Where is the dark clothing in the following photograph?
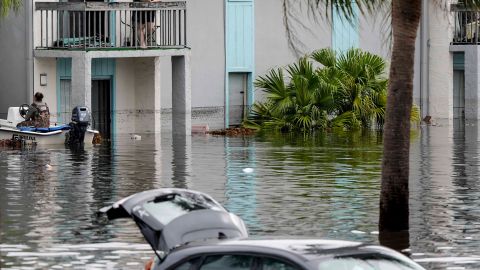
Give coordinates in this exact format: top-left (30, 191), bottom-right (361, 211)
top-left (132, 10), bottom-right (156, 23)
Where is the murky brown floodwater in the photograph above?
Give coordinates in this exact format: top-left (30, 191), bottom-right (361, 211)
top-left (1, 121), bottom-right (480, 269)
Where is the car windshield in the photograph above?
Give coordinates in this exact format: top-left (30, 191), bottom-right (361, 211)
top-left (142, 193), bottom-right (224, 225)
top-left (315, 255), bottom-right (424, 270)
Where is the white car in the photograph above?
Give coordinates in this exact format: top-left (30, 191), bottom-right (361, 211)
top-left (100, 188), bottom-right (426, 270)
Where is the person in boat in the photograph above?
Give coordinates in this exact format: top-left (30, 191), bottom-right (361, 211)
top-left (17, 92), bottom-right (50, 128)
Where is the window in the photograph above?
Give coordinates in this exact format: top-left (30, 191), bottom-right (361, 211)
top-left (142, 193), bottom-right (224, 225)
top-left (260, 257), bottom-right (300, 270)
top-left (316, 257), bottom-right (424, 270)
top-left (173, 257), bottom-right (201, 270)
top-left (199, 255), bottom-right (253, 270)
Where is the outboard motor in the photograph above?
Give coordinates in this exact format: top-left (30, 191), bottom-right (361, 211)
top-left (67, 106), bottom-right (91, 146)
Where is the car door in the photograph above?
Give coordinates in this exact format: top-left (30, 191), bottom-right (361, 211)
top-left (168, 254), bottom-right (303, 270)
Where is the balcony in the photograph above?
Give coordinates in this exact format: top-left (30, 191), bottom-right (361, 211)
top-left (452, 5), bottom-right (480, 45)
top-left (35, 1), bottom-right (187, 50)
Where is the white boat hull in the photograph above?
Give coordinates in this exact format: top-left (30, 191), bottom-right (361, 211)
top-left (0, 127), bottom-right (98, 145)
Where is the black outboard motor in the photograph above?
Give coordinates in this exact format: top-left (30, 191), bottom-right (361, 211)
top-left (67, 106), bottom-right (91, 146)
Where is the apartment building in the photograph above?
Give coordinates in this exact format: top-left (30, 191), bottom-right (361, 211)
top-left (0, 0), bottom-right (461, 138)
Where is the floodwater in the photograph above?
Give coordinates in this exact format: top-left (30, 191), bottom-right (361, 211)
top-left (1, 121), bottom-right (480, 269)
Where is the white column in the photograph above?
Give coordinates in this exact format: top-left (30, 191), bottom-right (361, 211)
top-left (71, 54), bottom-right (92, 109)
top-left (463, 46), bottom-right (478, 120)
top-left (154, 57), bottom-right (162, 133)
top-left (428, 0), bottom-right (454, 120)
top-left (172, 54), bottom-right (191, 136)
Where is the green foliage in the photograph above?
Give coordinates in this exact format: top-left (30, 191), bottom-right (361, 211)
top-left (249, 48), bottom-right (418, 133)
top-left (0, 0), bottom-right (21, 18)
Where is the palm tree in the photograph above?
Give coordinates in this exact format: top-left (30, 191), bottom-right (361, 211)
top-left (249, 57), bottom-right (330, 132)
top-left (313, 48), bottom-right (389, 130)
top-left (0, 0), bottom-right (21, 18)
top-left (249, 48), bottom-right (390, 132)
top-left (280, 0), bottom-right (475, 239)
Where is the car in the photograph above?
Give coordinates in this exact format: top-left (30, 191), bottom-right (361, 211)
top-left (99, 188), bottom-right (426, 270)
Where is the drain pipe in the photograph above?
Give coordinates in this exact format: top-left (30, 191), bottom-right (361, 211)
top-left (420, 0), bottom-right (430, 118)
top-left (26, 0), bottom-right (34, 102)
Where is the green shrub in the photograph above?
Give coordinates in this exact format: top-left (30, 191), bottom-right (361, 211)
top-left (247, 48), bottom-right (418, 132)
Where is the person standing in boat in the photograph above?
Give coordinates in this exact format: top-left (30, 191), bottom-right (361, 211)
top-left (17, 92), bottom-right (50, 128)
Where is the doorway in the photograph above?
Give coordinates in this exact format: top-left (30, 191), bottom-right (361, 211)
top-left (228, 73), bottom-right (247, 127)
top-left (453, 70), bottom-right (465, 119)
top-left (91, 79), bottom-right (112, 139)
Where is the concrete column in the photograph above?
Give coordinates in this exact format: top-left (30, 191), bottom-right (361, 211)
top-left (71, 54), bottom-right (92, 109)
top-left (464, 47), bottom-right (478, 119)
top-left (172, 55), bottom-right (191, 136)
top-left (154, 57), bottom-right (162, 133)
top-left (428, 0), bottom-right (454, 120)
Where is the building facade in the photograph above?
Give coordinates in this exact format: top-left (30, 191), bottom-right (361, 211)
top-left (0, 0), bottom-right (463, 138)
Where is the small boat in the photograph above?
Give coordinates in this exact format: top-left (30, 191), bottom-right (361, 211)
top-left (0, 106), bottom-right (98, 145)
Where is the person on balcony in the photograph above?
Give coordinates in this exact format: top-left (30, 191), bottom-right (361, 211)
top-left (17, 92), bottom-right (50, 128)
top-left (133, 0), bottom-right (162, 48)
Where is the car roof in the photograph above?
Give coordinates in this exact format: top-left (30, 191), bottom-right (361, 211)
top-left (159, 238), bottom-right (425, 270)
top-left (169, 238), bottom-right (368, 260)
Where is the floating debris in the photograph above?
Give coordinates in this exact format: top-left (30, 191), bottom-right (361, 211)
top-left (0, 139), bottom-right (23, 148)
top-left (242, 168), bottom-right (254, 173)
top-left (208, 128), bottom-right (256, 136)
top-left (92, 133), bottom-right (102, 144)
top-left (131, 134), bottom-right (142, 140)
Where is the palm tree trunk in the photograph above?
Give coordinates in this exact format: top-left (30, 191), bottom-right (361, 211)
top-left (380, 0), bottom-right (421, 233)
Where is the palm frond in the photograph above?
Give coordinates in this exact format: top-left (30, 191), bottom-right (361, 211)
top-left (0, 0), bottom-right (21, 18)
top-left (311, 48), bottom-right (337, 67)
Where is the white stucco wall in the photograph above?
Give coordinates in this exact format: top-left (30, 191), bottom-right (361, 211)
top-left (134, 58), bottom-right (156, 133)
top-left (185, 0), bottom-right (225, 108)
top-left (428, 2), bottom-right (454, 120)
top-left (254, 0), bottom-right (330, 101)
top-left (33, 58), bottom-right (58, 123)
top-left (115, 58), bottom-right (136, 133)
top-left (115, 57), bottom-right (159, 134)
top-left (359, 8), bottom-right (391, 59)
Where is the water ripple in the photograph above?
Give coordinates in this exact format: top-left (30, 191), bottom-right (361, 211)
top-left (1, 127), bottom-right (480, 269)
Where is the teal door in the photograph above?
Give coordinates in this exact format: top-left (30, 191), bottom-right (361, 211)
top-left (225, 0), bottom-right (254, 127)
top-left (228, 73), bottom-right (247, 126)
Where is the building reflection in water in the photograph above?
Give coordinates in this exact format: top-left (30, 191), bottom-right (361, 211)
top-left (409, 122), bottom-right (454, 256)
top-left (171, 134), bottom-right (192, 188)
top-left (408, 119), bottom-right (480, 267)
top-left (450, 119), bottom-right (480, 252)
top-left (224, 137), bottom-right (260, 232)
